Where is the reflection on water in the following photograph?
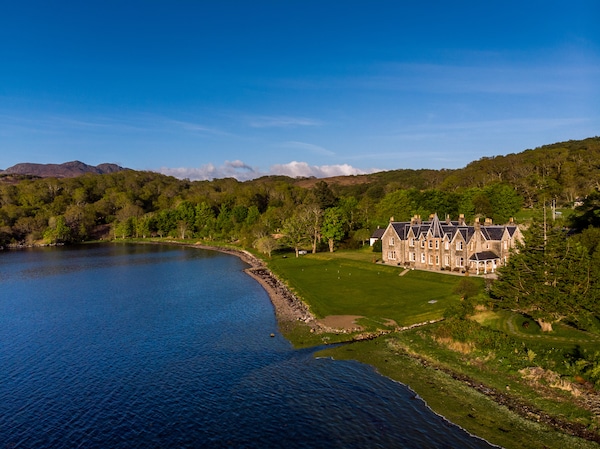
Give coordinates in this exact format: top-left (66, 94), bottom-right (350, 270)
top-left (0, 244), bottom-right (494, 448)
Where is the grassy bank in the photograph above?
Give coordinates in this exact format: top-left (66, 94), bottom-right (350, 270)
top-left (267, 248), bottom-right (476, 328)
top-left (266, 248), bottom-right (600, 449)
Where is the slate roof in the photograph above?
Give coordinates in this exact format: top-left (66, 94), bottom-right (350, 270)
top-left (371, 228), bottom-right (385, 239)
top-left (391, 222), bottom-right (411, 239)
top-left (469, 251), bottom-right (500, 261)
top-left (481, 226), bottom-right (506, 241)
top-left (388, 214), bottom-right (516, 245)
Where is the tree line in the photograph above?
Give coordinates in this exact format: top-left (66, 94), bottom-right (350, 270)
top-left (491, 191), bottom-right (600, 333)
top-left (0, 137), bottom-right (598, 258)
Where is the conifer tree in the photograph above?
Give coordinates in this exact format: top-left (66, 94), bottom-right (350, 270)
top-left (492, 220), bottom-right (596, 331)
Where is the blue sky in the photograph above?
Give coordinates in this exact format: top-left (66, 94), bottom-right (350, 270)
top-left (1, 1), bottom-right (599, 180)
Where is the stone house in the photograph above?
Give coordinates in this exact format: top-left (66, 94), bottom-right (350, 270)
top-left (380, 213), bottom-right (522, 274)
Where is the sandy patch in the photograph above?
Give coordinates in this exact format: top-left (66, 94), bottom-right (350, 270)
top-left (381, 318), bottom-right (398, 327)
top-left (318, 315), bottom-right (365, 332)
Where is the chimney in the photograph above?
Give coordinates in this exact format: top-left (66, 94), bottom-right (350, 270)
top-left (509, 217), bottom-right (514, 224)
top-left (484, 218), bottom-right (492, 226)
top-left (389, 216), bottom-right (395, 223)
top-left (458, 214), bottom-right (465, 226)
top-left (474, 217), bottom-right (481, 231)
top-left (445, 214), bottom-right (451, 224)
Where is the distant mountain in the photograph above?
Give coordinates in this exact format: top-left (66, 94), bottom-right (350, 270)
top-left (0, 161), bottom-right (127, 178)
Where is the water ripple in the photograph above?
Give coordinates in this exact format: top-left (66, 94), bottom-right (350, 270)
top-left (0, 244), bottom-right (494, 448)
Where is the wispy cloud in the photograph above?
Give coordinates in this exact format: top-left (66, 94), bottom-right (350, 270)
top-left (388, 116), bottom-right (595, 139)
top-left (0, 113), bottom-right (147, 135)
top-left (280, 141), bottom-right (335, 156)
top-left (273, 57), bottom-right (600, 96)
top-left (158, 160), bottom-right (377, 181)
top-left (165, 119), bottom-right (229, 136)
top-left (246, 115), bottom-right (323, 128)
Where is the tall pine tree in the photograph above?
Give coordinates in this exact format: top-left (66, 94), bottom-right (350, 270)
top-left (492, 220), bottom-right (595, 331)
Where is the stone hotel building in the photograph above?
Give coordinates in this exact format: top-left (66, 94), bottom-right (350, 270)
top-left (380, 213), bottom-right (522, 274)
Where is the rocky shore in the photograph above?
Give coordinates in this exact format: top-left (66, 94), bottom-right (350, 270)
top-left (189, 244), bottom-right (319, 329)
top-left (151, 241), bottom-right (600, 445)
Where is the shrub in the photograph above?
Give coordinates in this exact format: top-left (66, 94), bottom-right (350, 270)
top-left (372, 239), bottom-right (382, 252)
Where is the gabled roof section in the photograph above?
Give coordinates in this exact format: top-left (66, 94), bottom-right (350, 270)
top-left (387, 216), bottom-right (516, 245)
top-left (506, 226), bottom-right (519, 237)
top-left (391, 222), bottom-right (411, 239)
top-left (481, 226), bottom-right (505, 241)
top-left (453, 227), bottom-right (475, 242)
top-left (429, 213), bottom-right (445, 238)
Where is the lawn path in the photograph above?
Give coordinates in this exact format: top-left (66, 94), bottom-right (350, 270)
top-left (505, 314), bottom-right (600, 345)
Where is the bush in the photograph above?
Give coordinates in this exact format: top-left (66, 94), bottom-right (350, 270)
top-left (372, 239), bottom-right (382, 252)
top-left (453, 278), bottom-right (481, 299)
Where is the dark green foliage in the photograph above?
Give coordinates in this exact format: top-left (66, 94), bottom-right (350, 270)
top-left (433, 318), bottom-right (520, 354)
top-left (570, 190), bottom-right (600, 232)
top-left (492, 219), bottom-right (600, 331)
top-left (453, 278), bottom-right (481, 300)
top-left (0, 136), bottom-right (599, 250)
top-left (372, 239), bottom-right (382, 252)
top-left (312, 180), bottom-right (338, 209)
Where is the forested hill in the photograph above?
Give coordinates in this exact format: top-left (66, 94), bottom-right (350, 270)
top-left (0, 137), bottom-right (599, 247)
top-left (306, 137), bottom-right (600, 207)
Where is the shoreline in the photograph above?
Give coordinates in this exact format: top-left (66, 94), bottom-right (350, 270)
top-left (102, 240), bottom-right (600, 446)
top-left (194, 243), bottom-right (318, 327)
top-left (188, 242), bottom-right (600, 447)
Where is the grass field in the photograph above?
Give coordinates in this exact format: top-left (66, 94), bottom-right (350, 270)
top-left (267, 248), bottom-right (483, 328)
top-left (473, 309), bottom-right (600, 350)
top-left (265, 247), bottom-right (600, 449)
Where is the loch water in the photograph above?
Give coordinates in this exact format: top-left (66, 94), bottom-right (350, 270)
top-left (0, 244), bottom-right (495, 448)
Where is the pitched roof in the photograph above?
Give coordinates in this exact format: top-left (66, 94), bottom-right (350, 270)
top-left (481, 226), bottom-right (506, 241)
top-left (429, 213), bottom-right (445, 238)
top-left (388, 215), bottom-right (516, 245)
top-left (469, 251), bottom-right (500, 261)
top-left (391, 222), bottom-right (411, 239)
top-left (371, 228), bottom-right (385, 239)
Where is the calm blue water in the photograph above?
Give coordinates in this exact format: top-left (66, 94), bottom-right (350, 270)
top-left (0, 244), bottom-right (495, 448)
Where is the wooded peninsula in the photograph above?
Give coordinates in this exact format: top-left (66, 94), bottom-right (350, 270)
top-left (2, 136), bottom-right (600, 448)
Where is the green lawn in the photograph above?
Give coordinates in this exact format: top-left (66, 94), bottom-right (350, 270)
top-left (268, 250), bottom-right (483, 327)
top-left (265, 248), bottom-right (600, 449)
top-left (473, 309), bottom-right (600, 351)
